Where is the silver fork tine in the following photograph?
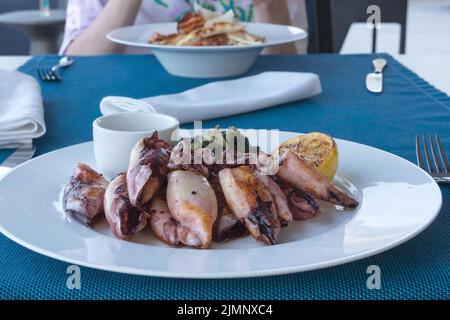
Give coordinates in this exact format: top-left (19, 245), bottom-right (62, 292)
top-left (422, 134), bottom-right (435, 172)
top-left (429, 134), bottom-right (444, 173)
top-left (435, 134), bottom-right (450, 172)
top-left (43, 68), bottom-right (52, 81)
top-left (52, 69), bottom-right (61, 81)
top-left (47, 68), bottom-right (61, 81)
top-left (416, 134), bottom-right (426, 170)
top-left (46, 68), bottom-right (57, 81)
top-left (37, 68), bottom-right (46, 81)
top-left (38, 66), bottom-right (62, 81)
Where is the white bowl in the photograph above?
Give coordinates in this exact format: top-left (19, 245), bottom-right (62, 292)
top-left (107, 22), bottom-right (307, 78)
top-left (92, 112), bottom-right (179, 179)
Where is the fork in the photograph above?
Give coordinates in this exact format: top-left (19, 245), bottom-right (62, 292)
top-left (416, 134), bottom-right (450, 184)
top-left (37, 56), bottom-right (74, 82)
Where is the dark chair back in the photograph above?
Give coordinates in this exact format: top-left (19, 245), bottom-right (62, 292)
top-left (306, 0), bottom-right (408, 53)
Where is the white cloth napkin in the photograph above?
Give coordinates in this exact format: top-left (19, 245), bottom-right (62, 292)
top-left (100, 72), bottom-right (322, 124)
top-left (0, 69), bottom-right (46, 148)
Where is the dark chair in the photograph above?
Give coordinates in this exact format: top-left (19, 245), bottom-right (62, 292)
top-left (306, 0), bottom-right (408, 54)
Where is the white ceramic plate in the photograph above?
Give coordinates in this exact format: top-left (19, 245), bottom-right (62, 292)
top-left (0, 131), bottom-right (442, 278)
top-left (107, 23), bottom-right (307, 78)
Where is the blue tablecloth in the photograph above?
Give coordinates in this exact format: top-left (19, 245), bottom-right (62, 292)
top-left (0, 54), bottom-right (449, 299)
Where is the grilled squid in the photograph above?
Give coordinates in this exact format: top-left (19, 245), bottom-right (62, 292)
top-left (254, 171), bottom-right (293, 225)
top-left (127, 132), bottom-right (172, 207)
top-left (209, 171), bottom-right (247, 242)
top-left (219, 165), bottom-right (281, 245)
top-left (213, 207), bottom-right (248, 242)
top-left (104, 173), bottom-right (147, 240)
top-left (167, 170), bottom-right (218, 249)
top-left (278, 150), bottom-right (358, 208)
top-left (63, 163), bottom-right (109, 226)
top-left (147, 189), bottom-right (179, 247)
top-left (286, 187), bottom-right (321, 220)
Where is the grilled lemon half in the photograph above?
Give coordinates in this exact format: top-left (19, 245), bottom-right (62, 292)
top-left (277, 132), bottom-right (338, 180)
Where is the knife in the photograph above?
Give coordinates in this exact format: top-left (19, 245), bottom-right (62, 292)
top-left (366, 58), bottom-right (387, 93)
top-left (0, 143), bottom-right (36, 179)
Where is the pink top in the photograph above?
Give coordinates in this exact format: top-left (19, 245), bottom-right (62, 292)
top-left (60, 0), bottom-right (254, 54)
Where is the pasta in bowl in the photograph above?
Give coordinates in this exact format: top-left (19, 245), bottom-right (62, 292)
top-left (149, 8), bottom-right (265, 47)
top-left (107, 6), bottom-right (306, 78)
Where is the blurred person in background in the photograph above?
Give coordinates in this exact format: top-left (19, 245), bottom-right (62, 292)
top-left (61, 0), bottom-right (307, 55)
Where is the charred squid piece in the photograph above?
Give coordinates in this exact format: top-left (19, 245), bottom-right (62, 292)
top-left (147, 189), bottom-right (179, 247)
top-left (254, 171), bottom-right (293, 226)
top-left (277, 150), bottom-right (359, 208)
top-left (104, 173), bottom-right (147, 240)
top-left (209, 172), bottom-right (248, 242)
top-left (274, 177), bottom-right (321, 221)
top-left (213, 207), bottom-right (248, 242)
top-left (63, 163), bottom-right (109, 226)
top-left (218, 166), bottom-right (281, 245)
top-left (287, 188), bottom-right (321, 220)
top-left (127, 131), bottom-right (172, 207)
top-left (167, 170), bottom-right (218, 249)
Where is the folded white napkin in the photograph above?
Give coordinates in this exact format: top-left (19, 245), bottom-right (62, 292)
top-left (100, 72), bottom-right (321, 124)
top-left (0, 69), bottom-right (46, 148)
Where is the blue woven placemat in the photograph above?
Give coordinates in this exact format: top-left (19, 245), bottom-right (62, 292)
top-left (0, 54), bottom-right (449, 299)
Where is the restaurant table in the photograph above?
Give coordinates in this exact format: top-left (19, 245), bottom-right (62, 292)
top-left (2, 54), bottom-right (449, 95)
top-left (0, 53), bottom-right (449, 300)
